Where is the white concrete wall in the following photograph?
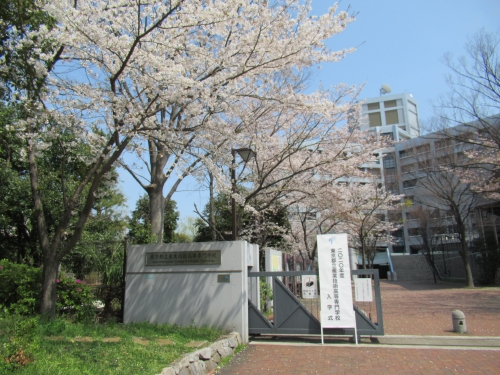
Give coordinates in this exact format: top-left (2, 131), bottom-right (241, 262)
top-left (247, 243), bottom-right (260, 309)
top-left (124, 241), bottom-right (250, 342)
top-left (264, 248), bottom-right (282, 308)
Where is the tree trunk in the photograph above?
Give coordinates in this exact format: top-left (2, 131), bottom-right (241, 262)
top-left (209, 172), bottom-right (216, 241)
top-left (40, 256), bottom-right (60, 319)
top-left (457, 223), bottom-right (474, 287)
top-left (459, 240), bottom-right (474, 287)
top-left (149, 184), bottom-right (165, 244)
top-left (361, 244), bottom-right (367, 269)
top-left (147, 138), bottom-right (169, 243)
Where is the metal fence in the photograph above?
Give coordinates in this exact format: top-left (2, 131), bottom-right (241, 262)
top-left (250, 269), bottom-right (384, 337)
top-left (433, 251), bottom-right (484, 282)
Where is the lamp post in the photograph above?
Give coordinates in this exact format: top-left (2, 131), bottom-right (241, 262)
top-left (231, 148), bottom-right (256, 240)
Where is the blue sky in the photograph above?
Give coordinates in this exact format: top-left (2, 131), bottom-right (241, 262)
top-left (118, 0), bottom-right (500, 224)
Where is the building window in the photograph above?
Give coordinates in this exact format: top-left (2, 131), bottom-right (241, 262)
top-left (408, 101), bottom-right (417, 112)
top-left (384, 100), bottom-right (398, 108)
top-left (402, 164), bottom-right (416, 174)
top-left (385, 110), bottom-right (399, 125)
top-left (403, 179), bottom-right (417, 189)
top-left (369, 112), bottom-right (382, 127)
top-left (435, 139), bottom-right (452, 150)
top-left (385, 173), bottom-right (396, 183)
top-left (417, 159), bottom-right (432, 171)
top-left (408, 110), bottom-right (418, 128)
top-left (383, 154), bottom-right (396, 169)
top-left (305, 211), bottom-right (317, 221)
top-left (367, 102), bottom-right (380, 110)
top-left (416, 144), bottom-right (430, 154)
top-left (408, 228), bottom-right (420, 236)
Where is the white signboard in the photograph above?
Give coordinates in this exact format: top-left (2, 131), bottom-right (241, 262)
top-left (302, 276), bottom-right (318, 299)
top-left (318, 234), bottom-right (355, 328)
top-left (355, 278), bottom-right (373, 302)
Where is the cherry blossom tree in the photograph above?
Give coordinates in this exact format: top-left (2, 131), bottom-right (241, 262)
top-left (113, 1), bottom-right (359, 243)
top-left (408, 207), bottom-right (449, 283)
top-left (336, 178), bottom-right (403, 269)
top-left (409, 146), bottom-right (477, 287)
top-left (5, 0), bottom-right (362, 317)
top-left (431, 29), bottom-right (500, 199)
top-left (287, 182), bottom-right (351, 263)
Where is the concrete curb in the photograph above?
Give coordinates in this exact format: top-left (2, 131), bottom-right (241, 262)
top-left (378, 334), bottom-right (500, 347)
top-left (248, 334), bottom-right (500, 349)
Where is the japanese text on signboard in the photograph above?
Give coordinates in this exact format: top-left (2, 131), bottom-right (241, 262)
top-left (145, 251), bottom-right (221, 266)
top-left (318, 234), bottom-right (355, 329)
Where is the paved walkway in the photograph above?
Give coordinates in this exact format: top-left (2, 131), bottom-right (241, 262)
top-left (217, 280), bottom-right (500, 374)
top-left (216, 343), bottom-right (500, 374)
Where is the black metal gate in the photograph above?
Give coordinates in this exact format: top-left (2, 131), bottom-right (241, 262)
top-left (248, 269), bottom-right (384, 337)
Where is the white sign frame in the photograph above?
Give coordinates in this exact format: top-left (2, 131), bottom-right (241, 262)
top-left (317, 234), bottom-right (357, 344)
top-left (301, 275), bottom-right (318, 299)
top-left (355, 278), bottom-right (373, 302)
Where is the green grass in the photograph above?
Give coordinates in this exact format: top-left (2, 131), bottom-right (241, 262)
top-left (0, 313), bottom-right (225, 375)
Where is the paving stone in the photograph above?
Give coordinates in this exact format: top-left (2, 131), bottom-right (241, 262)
top-left (156, 338), bottom-right (174, 346)
top-left (185, 340), bottom-right (207, 348)
top-left (102, 337), bottom-right (121, 343)
top-left (73, 337), bottom-right (92, 343)
top-left (45, 336), bottom-right (65, 341)
top-left (132, 337), bottom-right (149, 346)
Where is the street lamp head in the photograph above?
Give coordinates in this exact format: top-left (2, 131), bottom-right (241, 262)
top-left (234, 148), bottom-right (256, 162)
top-left (231, 147), bottom-right (256, 241)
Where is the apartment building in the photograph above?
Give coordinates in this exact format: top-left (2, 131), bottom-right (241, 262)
top-left (393, 122), bottom-right (499, 255)
top-left (358, 91), bottom-right (422, 255)
top-left (361, 92), bottom-right (498, 258)
top-left (360, 92), bottom-right (421, 140)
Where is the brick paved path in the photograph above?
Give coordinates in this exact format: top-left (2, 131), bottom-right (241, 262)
top-left (216, 344), bottom-right (500, 375)
top-left (216, 281), bottom-right (500, 374)
top-left (380, 281), bottom-right (500, 336)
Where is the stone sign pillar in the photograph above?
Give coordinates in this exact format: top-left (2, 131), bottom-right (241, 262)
top-left (124, 241), bottom-right (253, 343)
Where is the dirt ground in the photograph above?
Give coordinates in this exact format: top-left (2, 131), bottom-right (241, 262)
top-left (379, 280), bottom-right (500, 336)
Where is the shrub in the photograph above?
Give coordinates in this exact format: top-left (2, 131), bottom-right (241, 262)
top-left (0, 259), bottom-right (42, 315)
top-left (0, 315), bottom-right (38, 371)
top-left (259, 278), bottom-right (273, 314)
top-left (56, 276), bottom-right (95, 322)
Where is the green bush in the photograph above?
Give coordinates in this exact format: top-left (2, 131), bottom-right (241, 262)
top-left (259, 278), bottom-right (273, 315)
top-left (0, 260), bottom-right (98, 321)
top-left (56, 276), bottom-right (95, 322)
top-left (0, 260), bottom-right (42, 315)
top-left (0, 314), bottom-right (39, 371)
